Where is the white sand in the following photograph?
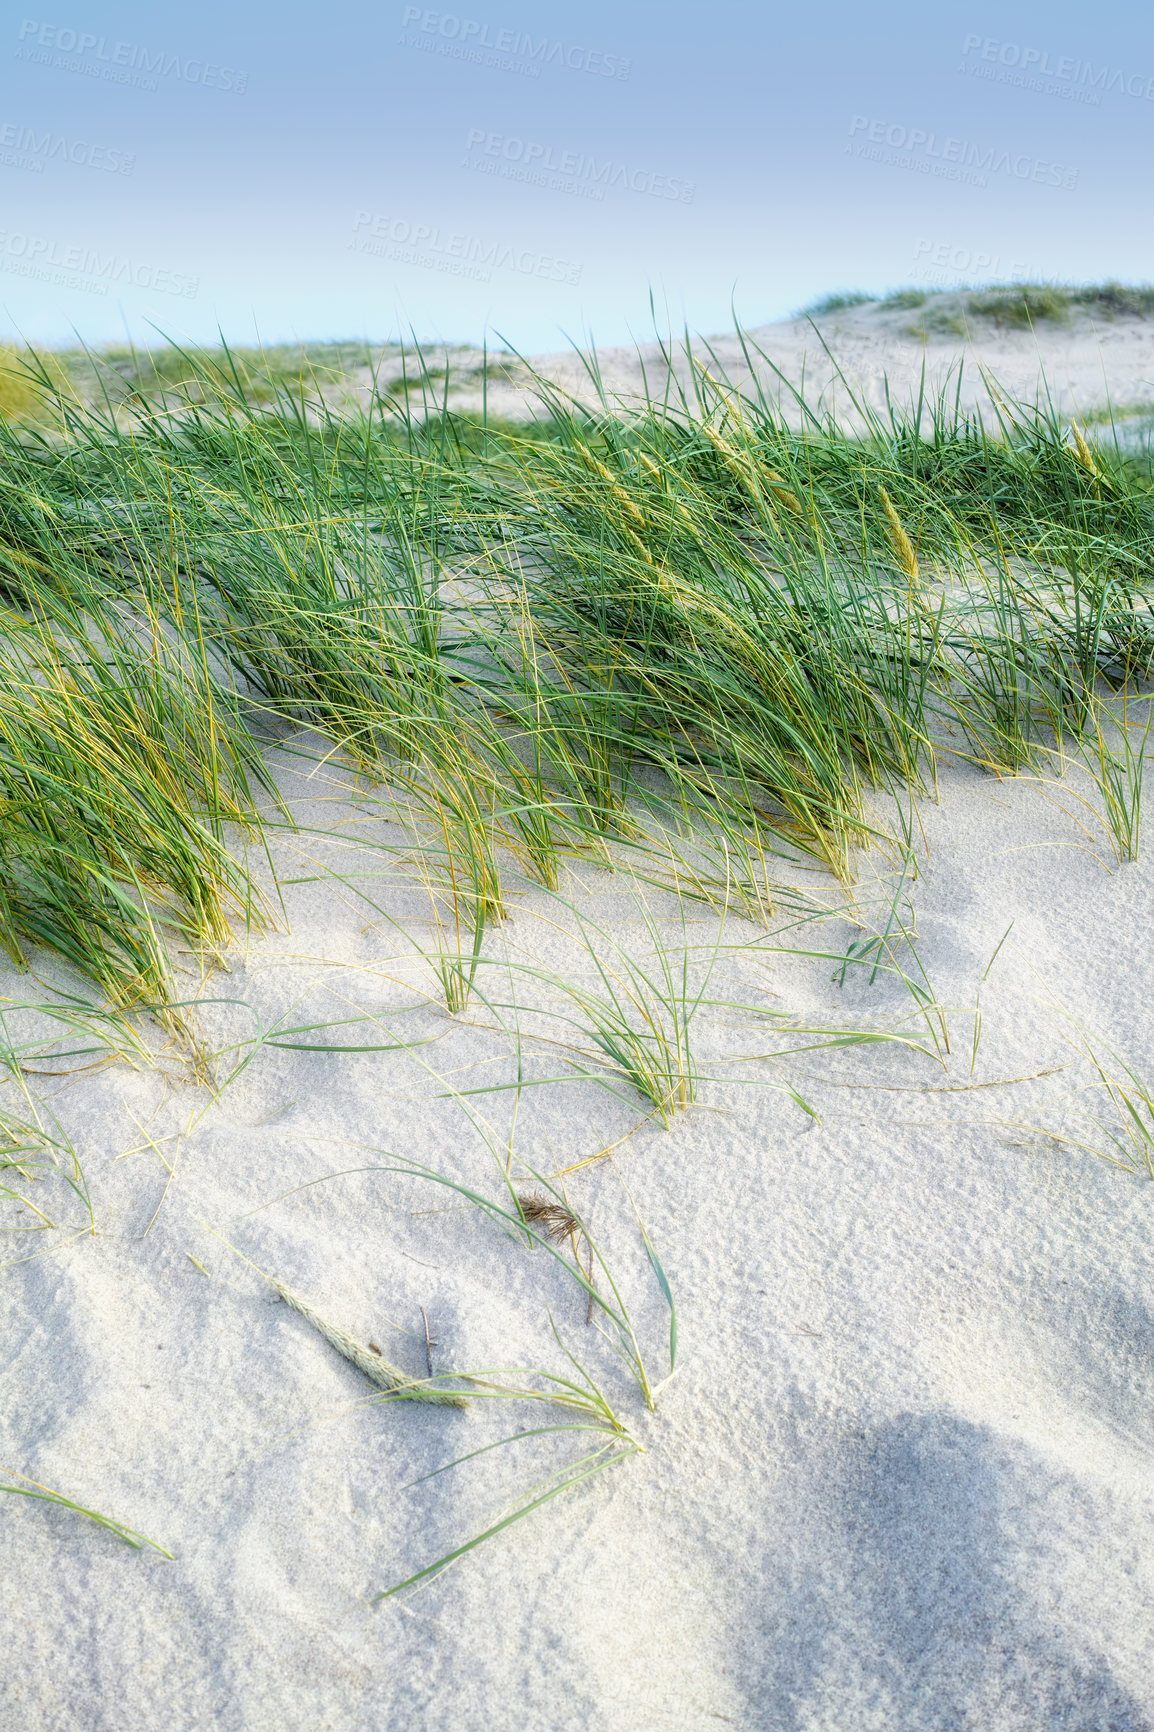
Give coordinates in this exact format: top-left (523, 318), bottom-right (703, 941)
top-left (4, 319), bottom-right (1154, 1728)
top-left (382, 300), bottom-right (1154, 436)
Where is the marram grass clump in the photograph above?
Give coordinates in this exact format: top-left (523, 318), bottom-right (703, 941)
top-left (1, 324), bottom-right (1154, 1015)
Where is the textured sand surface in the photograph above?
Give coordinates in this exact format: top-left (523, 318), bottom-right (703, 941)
top-left (4, 714), bottom-right (1154, 1730)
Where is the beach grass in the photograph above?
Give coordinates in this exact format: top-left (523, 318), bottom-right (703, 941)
top-left (0, 316), bottom-right (1151, 1021)
top-left (803, 279), bottom-right (1154, 328)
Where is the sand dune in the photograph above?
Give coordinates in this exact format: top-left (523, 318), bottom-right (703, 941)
top-left (3, 315), bottom-right (1154, 1731)
top-left (437, 298), bottom-right (1154, 437)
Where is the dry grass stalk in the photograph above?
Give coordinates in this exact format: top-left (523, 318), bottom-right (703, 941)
top-left (274, 1280), bottom-right (468, 1407)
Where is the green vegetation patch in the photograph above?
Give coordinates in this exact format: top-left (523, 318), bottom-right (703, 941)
top-left (1, 336), bottom-right (1152, 1014)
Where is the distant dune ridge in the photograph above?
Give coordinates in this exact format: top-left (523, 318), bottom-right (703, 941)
top-left (452, 283), bottom-right (1154, 434)
top-left (5, 281), bottom-right (1154, 441)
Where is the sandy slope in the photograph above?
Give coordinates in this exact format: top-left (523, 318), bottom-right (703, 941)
top-left (3, 709), bottom-right (1154, 1729)
top-left (376, 301), bottom-right (1154, 437)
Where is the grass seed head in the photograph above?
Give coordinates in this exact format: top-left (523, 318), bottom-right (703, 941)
top-left (517, 1192), bottom-right (581, 1242)
top-left (878, 484), bottom-right (920, 581)
top-left (1070, 421), bottom-right (1101, 479)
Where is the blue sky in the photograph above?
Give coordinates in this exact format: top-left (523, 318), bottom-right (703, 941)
top-left (1, 0), bottom-right (1151, 351)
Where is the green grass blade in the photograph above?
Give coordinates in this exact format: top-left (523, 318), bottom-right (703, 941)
top-left (0, 1472), bottom-right (173, 1557)
top-left (371, 1444), bottom-right (639, 1602)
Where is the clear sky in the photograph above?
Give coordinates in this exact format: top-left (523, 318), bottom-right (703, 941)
top-left (1, 0), bottom-right (1151, 351)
